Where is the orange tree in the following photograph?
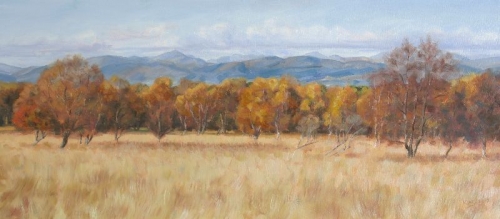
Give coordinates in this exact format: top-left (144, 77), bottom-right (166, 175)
top-left (35, 55), bottom-right (104, 148)
top-left (144, 77), bottom-right (175, 142)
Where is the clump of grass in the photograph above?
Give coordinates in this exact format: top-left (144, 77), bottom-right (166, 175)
top-left (1, 132), bottom-right (500, 218)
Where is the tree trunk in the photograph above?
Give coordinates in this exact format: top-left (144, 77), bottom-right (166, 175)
top-left (444, 142), bottom-right (452, 158)
top-left (336, 130), bottom-right (340, 143)
top-left (60, 131), bottom-right (71, 148)
top-left (85, 134), bottom-right (93, 145)
top-left (219, 113), bottom-right (226, 135)
top-left (482, 138), bottom-right (487, 158)
top-left (252, 126), bottom-right (261, 140)
top-left (33, 130), bottom-right (46, 146)
top-left (406, 144), bottom-right (415, 158)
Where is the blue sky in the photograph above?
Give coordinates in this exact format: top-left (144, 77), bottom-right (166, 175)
top-left (1, 0), bottom-right (499, 66)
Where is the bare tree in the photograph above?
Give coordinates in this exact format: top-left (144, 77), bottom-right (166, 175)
top-left (369, 37), bottom-right (456, 158)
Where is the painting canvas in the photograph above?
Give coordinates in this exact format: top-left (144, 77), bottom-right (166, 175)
top-left (1, 0), bottom-right (500, 218)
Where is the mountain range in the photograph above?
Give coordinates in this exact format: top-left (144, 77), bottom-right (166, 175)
top-left (0, 50), bottom-right (497, 86)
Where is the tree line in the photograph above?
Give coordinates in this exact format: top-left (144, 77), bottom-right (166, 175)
top-left (1, 37), bottom-right (500, 158)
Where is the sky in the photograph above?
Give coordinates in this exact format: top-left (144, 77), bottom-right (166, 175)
top-left (1, 0), bottom-right (500, 67)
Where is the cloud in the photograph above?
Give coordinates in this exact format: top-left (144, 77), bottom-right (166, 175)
top-left (0, 24), bottom-right (182, 66)
top-left (181, 20), bottom-right (500, 59)
top-left (185, 20), bottom-right (399, 52)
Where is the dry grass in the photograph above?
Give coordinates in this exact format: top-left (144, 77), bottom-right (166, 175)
top-left (1, 130), bottom-right (500, 218)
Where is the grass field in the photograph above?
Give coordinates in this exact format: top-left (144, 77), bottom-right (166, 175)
top-left (1, 130), bottom-right (500, 218)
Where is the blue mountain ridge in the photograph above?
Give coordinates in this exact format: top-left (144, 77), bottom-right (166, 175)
top-left (1, 51), bottom-right (489, 86)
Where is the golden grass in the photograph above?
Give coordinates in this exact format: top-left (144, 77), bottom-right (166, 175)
top-left (1, 131), bottom-right (500, 218)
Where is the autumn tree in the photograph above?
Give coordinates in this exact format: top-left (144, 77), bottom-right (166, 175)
top-left (100, 76), bottom-right (141, 141)
top-left (175, 82), bottom-right (218, 134)
top-left (295, 82), bottom-right (325, 116)
top-left (462, 72), bottom-right (500, 158)
top-left (357, 86), bottom-right (390, 147)
top-left (436, 77), bottom-right (469, 157)
top-left (236, 77), bottom-right (298, 139)
top-left (295, 82), bottom-right (325, 142)
top-left (12, 84), bottom-right (54, 145)
top-left (173, 78), bottom-right (199, 134)
top-left (0, 82), bottom-right (25, 126)
top-left (130, 83), bottom-right (149, 130)
top-left (323, 86), bottom-right (360, 142)
top-left (236, 78), bottom-right (275, 139)
top-left (35, 55), bottom-right (104, 148)
top-left (296, 114), bottom-right (320, 143)
top-left (213, 78), bottom-right (247, 134)
top-left (144, 77), bottom-right (175, 142)
top-left (370, 37), bottom-right (456, 158)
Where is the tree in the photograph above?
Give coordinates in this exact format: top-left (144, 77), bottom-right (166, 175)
top-left (462, 72), bottom-right (500, 158)
top-left (236, 77), bottom-right (298, 139)
top-left (296, 114), bottom-right (320, 143)
top-left (213, 78), bottom-right (247, 134)
top-left (175, 82), bottom-right (218, 134)
top-left (0, 82), bottom-right (25, 126)
top-left (130, 83), bottom-right (149, 131)
top-left (236, 77), bottom-right (276, 139)
top-left (357, 86), bottom-right (390, 147)
top-left (323, 86), bottom-right (359, 142)
top-left (144, 77), bottom-right (175, 142)
top-left (100, 76), bottom-right (139, 141)
top-left (173, 78), bottom-right (199, 134)
top-left (267, 76), bottom-right (299, 139)
top-left (12, 84), bottom-right (54, 145)
top-left (295, 82), bottom-right (325, 143)
top-left (35, 55), bottom-right (104, 148)
top-left (295, 82), bottom-right (325, 115)
top-left (369, 37), bottom-right (456, 158)
top-left (436, 77), bottom-right (469, 157)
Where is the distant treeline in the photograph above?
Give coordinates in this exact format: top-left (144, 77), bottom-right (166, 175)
top-left (1, 37), bottom-right (499, 158)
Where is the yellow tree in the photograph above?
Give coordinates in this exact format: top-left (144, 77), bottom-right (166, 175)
top-left (269, 76), bottom-right (299, 138)
top-left (35, 55), bottom-right (104, 148)
top-left (176, 82), bottom-right (218, 134)
top-left (295, 82), bottom-right (325, 141)
top-left (296, 82), bottom-right (325, 115)
top-left (129, 83), bottom-right (148, 130)
top-left (236, 77), bottom-right (275, 139)
top-left (174, 78), bottom-right (199, 134)
top-left (144, 77), bottom-right (175, 142)
top-left (356, 86), bottom-right (389, 147)
top-left (323, 86), bottom-right (359, 142)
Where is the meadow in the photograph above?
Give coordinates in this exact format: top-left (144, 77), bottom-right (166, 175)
top-left (1, 129), bottom-right (500, 218)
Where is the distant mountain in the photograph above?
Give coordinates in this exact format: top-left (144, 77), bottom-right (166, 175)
top-left (370, 52), bottom-right (388, 63)
top-left (0, 73), bottom-right (16, 82)
top-left (152, 50), bottom-right (207, 68)
top-left (303, 52), bottom-right (329, 59)
top-left (462, 57), bottom-right (500, 71)
top-left (0, 63), bottom-right (22, 75)
top-left (2, 50), bottom-right (498, 86)
top-left (12, 66), bottom-right (48, 82)
top-left (208, 54), bottom-right (265, 63)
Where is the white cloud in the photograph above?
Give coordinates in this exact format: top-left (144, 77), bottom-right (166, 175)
top-left (184, 20), bottom-right (500, 59)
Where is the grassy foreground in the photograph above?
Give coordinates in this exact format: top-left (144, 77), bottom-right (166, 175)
top-left (1, 131), bottom-right (500, 218)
